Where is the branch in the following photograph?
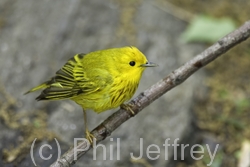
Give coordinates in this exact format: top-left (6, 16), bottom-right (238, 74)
top-left (50, 20), bottom-right (250, 167)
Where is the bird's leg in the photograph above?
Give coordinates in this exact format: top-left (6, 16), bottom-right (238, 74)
top-left (83, 109), bottom-right (95, 145)
top-left (120, 103), bottom-right (135, 115)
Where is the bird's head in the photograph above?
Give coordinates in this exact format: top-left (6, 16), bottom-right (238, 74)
top-left (114, 46), bottom-right (157, 81)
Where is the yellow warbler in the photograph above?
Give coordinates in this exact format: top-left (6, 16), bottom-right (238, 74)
top-left (25, 46), bottom-right (157, 143)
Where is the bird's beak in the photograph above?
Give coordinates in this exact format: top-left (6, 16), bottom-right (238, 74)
top-left (140, 62), bottom-right (158, 67)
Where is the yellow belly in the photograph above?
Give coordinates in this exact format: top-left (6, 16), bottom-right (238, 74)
top-left (71, 80), bottom-right (139, 113)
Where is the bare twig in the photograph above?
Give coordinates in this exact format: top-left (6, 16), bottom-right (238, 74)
top-left (50, 20), bottom-right (250, 167)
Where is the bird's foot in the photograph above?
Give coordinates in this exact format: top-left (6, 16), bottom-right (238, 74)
top-left (85, 129), bottom-right (95, 146)
top-left (120, 103), bottom-right (135, 115)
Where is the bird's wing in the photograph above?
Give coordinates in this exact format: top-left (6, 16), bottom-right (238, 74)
top-left (36, 53), bottom-right (111, 100)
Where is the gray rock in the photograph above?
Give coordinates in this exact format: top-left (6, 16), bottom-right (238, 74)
top-left (0, 0), bottom-right (206, 166)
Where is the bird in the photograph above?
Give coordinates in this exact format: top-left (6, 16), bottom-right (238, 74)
top-left (25, 46), bottom-right (157, 144)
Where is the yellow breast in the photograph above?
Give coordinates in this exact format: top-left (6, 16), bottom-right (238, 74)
top-left (72, 73), bottom-right (140, 113)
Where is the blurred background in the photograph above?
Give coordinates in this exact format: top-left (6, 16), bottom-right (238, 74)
top-left (0, 0), bottom-right (250, 167)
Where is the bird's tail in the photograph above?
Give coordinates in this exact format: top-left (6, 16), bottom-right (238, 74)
top-left (24, 82), bottom-right (49, 95)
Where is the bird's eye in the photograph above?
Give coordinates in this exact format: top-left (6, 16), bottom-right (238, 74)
top-left (129, 61), bottom-right (136, 66)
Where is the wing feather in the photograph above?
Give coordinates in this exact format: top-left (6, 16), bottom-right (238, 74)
top-left (36, 53), bottom-right (108, 101)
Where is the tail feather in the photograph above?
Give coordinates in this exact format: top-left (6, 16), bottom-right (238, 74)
top-left (24, 82), bottom-right (48, 95)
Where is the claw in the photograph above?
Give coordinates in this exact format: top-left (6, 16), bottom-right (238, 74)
top-left (120, 103), bottom-right (135, 115)
top-left (85, 130), bottom-right (95, 146)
